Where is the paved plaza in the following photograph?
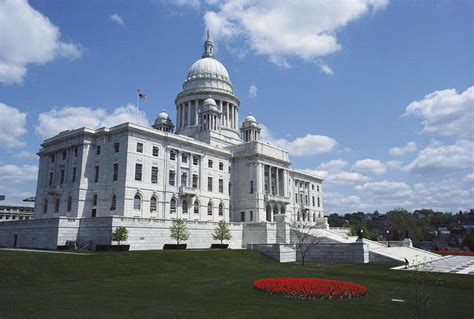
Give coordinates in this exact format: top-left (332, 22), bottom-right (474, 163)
top-left (394, 255), bottom-right (474, 275)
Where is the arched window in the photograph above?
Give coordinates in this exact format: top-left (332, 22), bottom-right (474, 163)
top-left (150, 196), bottom-right (157, 212)
top-left (219, 203), bottom-right (224, 216)
top-left (170, 198), bottom-right (176, 214)
top-left (194, 200), bottom-right (199, 214)
top-left (54, 198), bottom-right (60, 213)
top-left (207, 202), bottom-right (212, 215)
top-left (67, 196), bottom-right (72, 212)
top-left (273, 205), bottom-right (279, 215)
top-left (182, 200), bottom-right (188, 214)
top-left (134, 194), bottom-right (141, 210)
top-left (43, 199), bottom-right (48, 214)
top-left (111, 194), bottom-right (117, 211)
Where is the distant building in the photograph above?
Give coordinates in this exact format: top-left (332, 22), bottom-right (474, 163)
top-left (0, 204), bottom-right (34, 222)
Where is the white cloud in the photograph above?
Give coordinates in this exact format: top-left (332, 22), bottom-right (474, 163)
top-left (110, 14), bottom-right (124, 26)
top-left (15, 151), bottom-right (37, 159)
top-left (174, 0), bottom-right (201, 10)
top-left (260, 124), bottom-right (337, 156)
top-left (0, 164), bottom-right (38, 183)
top-left (355, 180), bottom-right (412, 200)
top-left (0, 103), bottom-right (27, 147)
top-left (318, 62), bottom-right (334, 76)
top-left (324, 191), bottom-right (362, 214)
top-left (403, 86), bottom-right (474, 137)
top-left (464, 173), bottom-right (474, 182)
top-left (304, 169), bottom-right (369, 184)
top-left (404, 139), bottom-right (474, 175)
top-left (0, 0), bottom-right (81, 84)
top-left (204, 0), bottom-right (387, 67)
top-left (389, 141), bottom-right (417, 156)
top-left (36, 104), bottom-right (150, 139)
top-left (352, 159), bottom-right (386, 175)
top-left (248, 84), bottom-right (257, 98)
top-left (386, 160), bottom-right (403, 170)
top-left (318, 159), bottom-right (348, 171)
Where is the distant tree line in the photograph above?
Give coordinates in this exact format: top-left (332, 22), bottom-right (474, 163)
top-left (327, 208), bottom-right (474, 250)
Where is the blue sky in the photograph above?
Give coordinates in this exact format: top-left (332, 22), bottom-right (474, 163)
top-left (0, 0), bottom-right (472, 213)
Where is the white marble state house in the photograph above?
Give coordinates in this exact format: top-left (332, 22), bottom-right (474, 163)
top-left (0, 36), bottom-right (328, 250)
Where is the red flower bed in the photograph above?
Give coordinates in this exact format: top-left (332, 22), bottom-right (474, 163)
top-left (432, 250), bottom-right (474, 256)
top-left (252, 278), bottom-right (367, 300)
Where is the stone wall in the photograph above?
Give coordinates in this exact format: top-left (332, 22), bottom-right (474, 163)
top-left (296, 241), bottom-right (369, 263)
top-left (0, 219), bottom-right (60, 249)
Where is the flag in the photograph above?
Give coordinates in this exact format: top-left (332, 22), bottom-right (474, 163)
top-left (137, 89), bottom-right (147, 99)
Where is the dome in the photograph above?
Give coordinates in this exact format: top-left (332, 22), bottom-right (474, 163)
top-left (186, 58), bottom-right (230, 82)
top-left (157, 110), bottom-right (169, 119)
top-left (202, 97), bottom-right (219, 112)
top-left (244, 113), bottom-right (257, 123)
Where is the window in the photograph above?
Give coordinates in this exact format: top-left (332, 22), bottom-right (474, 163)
top-left (111, 195), bottom-right (117, 211)
top-left (192, 174), bottom-right (198, 188)
top-left (181, 173), bottom-right (187, 187)
top-left (193, 156), bottom-right (199, 165)
top-left (114, 142), bottom-right (120, 153)
top-left (152, 146), bottom-right (159, 157)
top-left (218, 179), bottom-right (223, 193)
top-left (250, 211), bottom-right (254, 221)
top-left (207, 202), bottom-right (212, 215)
top-left (135, 163), bottom-right (142, 181)
top-left (219, 203), bottom-right (224, 216)
top-left (72, 167), bottom-right (76, 183)
top-left (208, 177), bottom-right (213, 192)
top-left (305, 195), bottom-right (308, 205)
top-left (170, 198), bottom-right (176, 214)
top-left (50, 154), bottom-right (55, 163)
top-left (43, 199), bottom-right (48, 214)
top-left (208, 159), bottom-right (213, 168)
top-left (228, 166), bottom-right (231, 174)
top-left (49, 172), bottom-right (53, 185)
top-left (219, 162), bottom-right (224, 171)
top-left (312, 184), bottom-right (315, 191)
top-left (60, 169), bottom-right (65, 184)
top-left (94, 165), bottom-right (100, 183)
top-left (136, 142), bottom-right (143, 153)
top-left (295, 193), bottom-right (298, 203)
top-left (150, 196), bottom-right (157, 212)
top-left (134, 195), bottom-right (141, 210)
top-left (93, 194), bottom-right (98, 206)
top-left (55, 198), bottom-right (60, 213)
top-left (229, 182), bottom-right (231, 195)
top-left (317, 197), bottom-right (320, 207)
top-left (182, 154), bottom-right (188, 163)
top-left (250, 180), bottom-right (254, 194)
top-left (96, 145), bottom-right (101, 155)
top-left (113, 163), bottom-right (118, 181)
top-left (74, 147), bottom-right (78, 157)
top-left (67, 196), bottom-right (72, 212)
top-left (194, 200), bottom-right (199, 214)
top-left (62, 150), bottom-right (66, 160)
top-left (151, 166), bottom-right (158, 184)
top-left (169, 170), bottom-right (176, 186)
top-left (300, 194), bottom-right (303, 204)
top-left (317, 185), bottom-right (320, 192)
top-left (240, 212), bottom-right (245, 222)
top-left (182, 200), bottom-right (188, 214)
top-left (170, 150), bottom-right (176, 160)
top-left (312, 196), bottom-right (315, 207)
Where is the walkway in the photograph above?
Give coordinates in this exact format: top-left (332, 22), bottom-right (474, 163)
top-left (0, 248), bottom-right (91, 255)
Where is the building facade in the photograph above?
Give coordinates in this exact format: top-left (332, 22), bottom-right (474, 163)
top-left (0, 35), bottom-right (327, 250)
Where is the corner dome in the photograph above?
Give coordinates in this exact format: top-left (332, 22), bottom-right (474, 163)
top-left (202, 97), bottom-right (219, 112)
top-left (244, 113), bottom-right (257, 123)
top-left (157, 110), bottom-right (169, 119)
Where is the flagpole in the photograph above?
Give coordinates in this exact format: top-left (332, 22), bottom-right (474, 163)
top-left (136, 89), bottom-right (140, 124)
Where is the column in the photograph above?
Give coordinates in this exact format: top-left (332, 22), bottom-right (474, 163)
top-left (268, 166), bottom-right (272, 196)
top-left (226, 103), bottom-right (230, 128)
top-left (276, 168), bottom-right (280, 197)
top-left (187, 101), bottom-right (191, 127)
top-left (256, 162), bottom-right (262, 195)
top-left (235, 107), bottom-right (238, 130)
top-left (194, 100), bottom-right (199, 125)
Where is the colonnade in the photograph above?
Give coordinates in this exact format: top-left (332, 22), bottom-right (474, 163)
top-left (176, 99), bottom-right (238, 130)
top-left (263, 164), bottom-right (288, 197)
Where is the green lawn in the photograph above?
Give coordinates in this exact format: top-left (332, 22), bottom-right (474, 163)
top-left (0, 249), bottom-right (473, 319)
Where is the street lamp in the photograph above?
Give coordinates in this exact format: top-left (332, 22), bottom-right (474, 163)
top-left (386, 230), bottom-right (390, 247)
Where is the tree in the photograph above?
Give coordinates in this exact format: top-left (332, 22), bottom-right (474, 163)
top-left (170, 218), bottom-right (190, 247)
top-left (290, 222), bottom-right (319, 266)
top-left (112, 226), bottom-right (128, 246)
top-left (212, 220), bottom-right (232, 244)
top-left (463, 229), bottom-right (474, 251)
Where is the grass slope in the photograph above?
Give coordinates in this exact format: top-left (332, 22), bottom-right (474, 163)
top-left (0, 249), bottom-right (473, 319)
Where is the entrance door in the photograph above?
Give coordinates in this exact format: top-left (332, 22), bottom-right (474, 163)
top-left (13, 234), bottom-right (18, 248)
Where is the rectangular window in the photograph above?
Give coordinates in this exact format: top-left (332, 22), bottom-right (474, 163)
top-left (136, 142), bottom-right (143, 153)
top-left (192, 174), bottom-right (198, 188)
top-left (208, 159), bottom-right (213, 168)
top-left (60, 169), bottom-right (65, 184)
top-left (219, 179), bottom-right (223, 193)
top-left (151, 166), bottom-right (158, 184)
top-left (62, 150), bottom-right (66, 160)
top-left (312, 184), bottom-right (315, 191)
top-left (250, 180), bottom-right (254, 194)
top-left (182, 154), bottom-right (188, 163)
top-left (169, 170), bottom-right (175, 186)
top-left (312, 196), bottom-right (315, 207)
top-left (113, 163), bottom-right (118, 181)
top-left (305, 195), bottom-right (308, 205)
top-left (300, 194), bottom-right (303, 204)
top-left (49, 172), bottom-right (53, 185)
top-left (229, 182), bottom-right (231, 195)
top-left (152, 146), bottom-right (159, 157)
top-left (93, 194), bottom-right (97, 206)
top-left (135, 163), bottom-right (142, 181)
top-left (317, 197), bottom-right (320, 207)
top-left (295, 193), bottom-right (298, 203)
top-left (74, 147), bottom-right (78, 157)
top-left (219, 162), bottom-right (224, 171)
top-left (72, 167), bottom-right (76, 183)
top-left (170, 151), bottom-right (176, 160)
top-left (193, 156), bottom-right (199, 165)
top-left (96, 145), bottom-right (101, 155)
top-left (50, 154), bottom-right (55, 163)
top-left (317, 185), bottom-right (320, 192)
top-left (114, 142), bottom-right (120, 153)
top-left (240, 212), bottom-right (245, 222)
top-left (94, 166), bottom-right (100, 183)
top-left (228, 166), bottom-right (231, 174)
top-left (208, 177), bottom-right (213, 192)
top-left (250, 211), bottom-right (253, 221)
top-left (181, 173), bottom-right (187, 187)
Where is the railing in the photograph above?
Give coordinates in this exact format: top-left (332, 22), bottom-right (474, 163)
top-left (179, 186), bottom-right (197, 196)
top-left (264, 193), bottom-right (290, 204)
